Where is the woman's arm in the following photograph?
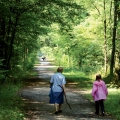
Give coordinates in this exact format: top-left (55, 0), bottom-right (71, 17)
top-left (50, 83), bottom-right (53, 88)
top-left (62, 84), bottom-right (66, 95)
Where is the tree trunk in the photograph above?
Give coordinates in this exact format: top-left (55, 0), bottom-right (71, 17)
top-left (67, 48), bottom-right (70, 67)
top-left (6, 16), bottom-right (19, 69)
top-left (103, 0), bottom-right (107, 73)
top-left (0, 17), bottom-right (6, 69)
top-left (117, 0), bottom-right (120, 20)
top-left (110, 0), bottom-right (119, 75)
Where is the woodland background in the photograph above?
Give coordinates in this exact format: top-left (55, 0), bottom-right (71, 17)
top-left (0, 0), bottom-right (120, 85)
top-left (0, 0), bottom-right (120, 119)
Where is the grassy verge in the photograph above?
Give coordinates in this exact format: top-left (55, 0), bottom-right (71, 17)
top-left (84, 88), bottom-right (120, 120)
top-left (0, 83), bottom-right (24, 120)
top-left (63, 68), bottom-right (93, 89)
top-left (64, 68), bottom-right (120, 120)
top-left (105, 88), bottom-right (120, 119)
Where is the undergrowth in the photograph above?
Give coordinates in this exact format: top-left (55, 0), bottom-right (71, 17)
top-left (0, 83), bottom-right (24, 120)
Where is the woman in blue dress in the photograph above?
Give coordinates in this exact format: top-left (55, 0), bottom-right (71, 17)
top-left (49, 67), bottom-right (66, 114)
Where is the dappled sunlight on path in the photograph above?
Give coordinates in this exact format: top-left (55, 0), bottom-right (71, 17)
top-left (20, 59), bottom-right (114, 120)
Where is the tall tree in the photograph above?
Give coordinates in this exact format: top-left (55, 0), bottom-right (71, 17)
top-left (110, 0), bottom-right (119, 75)
top-left (103, 0), bottom-right (107, 73)
top-left (0, 0), bottom-right (86, 83)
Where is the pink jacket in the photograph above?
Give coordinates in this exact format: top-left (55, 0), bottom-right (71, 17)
top-left (92, 80), bottom-right (108, 101)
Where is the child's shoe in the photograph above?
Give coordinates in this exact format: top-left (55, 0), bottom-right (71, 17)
top-left (102, 112), bottom-right (104, 116)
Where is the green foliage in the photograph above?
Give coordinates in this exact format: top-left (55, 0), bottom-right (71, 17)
top-left (39, 0), bottom-right (108, 73)
top-left (0, 0), bottom-right (87, 83)
top-left (0, 0), bottom-right (119, 84)
top-left (39, 0), bottom-right (120, 82)
top-left (0, 83), bottom-right (24, 120)
top-left (6, 54), bottom-right (37, 83)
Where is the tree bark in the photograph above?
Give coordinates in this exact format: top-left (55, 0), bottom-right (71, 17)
top-left (103, 0), bottom-right (107, 73)
top-left (110, 0), bottom-right (119, 75)
top-left (6, 15), bottom-right (19, 69)
top-left (0, 17), bottom-right (6, 69)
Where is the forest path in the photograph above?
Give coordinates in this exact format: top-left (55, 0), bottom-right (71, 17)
top-left (20, 58), bottom-right (113, 120)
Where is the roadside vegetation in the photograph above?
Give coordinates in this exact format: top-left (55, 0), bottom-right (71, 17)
top-left (0, 83), bottom-right (24, 120)
top-left (0, 68), bottom-right (38, 120)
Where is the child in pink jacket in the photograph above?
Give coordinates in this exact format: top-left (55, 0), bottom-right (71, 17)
top-left (92, 74), bottom-right (108, 116)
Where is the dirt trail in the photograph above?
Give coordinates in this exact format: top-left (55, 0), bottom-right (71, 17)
top-left (20, 59), bottom-right (114, 120)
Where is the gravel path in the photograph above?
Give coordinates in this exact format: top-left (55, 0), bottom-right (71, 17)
top-left (20, 60), bottom-right (114, 120)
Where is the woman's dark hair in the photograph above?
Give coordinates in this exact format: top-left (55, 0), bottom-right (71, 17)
top-left (57, 67), bottom-right (63, 72)
top-left (96, 74), bottom-right (101, 80)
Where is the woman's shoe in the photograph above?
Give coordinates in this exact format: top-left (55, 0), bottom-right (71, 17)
top-left (54, 111), bottom-right (59, 114)
top-left (95, 112), bottom-right (99, 115)
top-left (58, 110), bottom-right (62, 113)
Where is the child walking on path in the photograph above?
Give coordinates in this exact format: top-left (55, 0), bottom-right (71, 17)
top-left (92, 74), bottom-right (108, 116)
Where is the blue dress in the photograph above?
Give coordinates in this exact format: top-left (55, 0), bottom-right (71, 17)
top-left (49, 89), bottom-right (64, 104)
top-left (49, 72), bottom-right (66, 104)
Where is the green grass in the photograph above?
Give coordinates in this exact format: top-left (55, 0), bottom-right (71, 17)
top-left (0, 83), bottom-right (24, 120)
top-left (63, 68), bottom-right (120, 120)
top-left (105, 88), bottom-right (120, 119)
top-left (63, 68), bottom-right (93, 89)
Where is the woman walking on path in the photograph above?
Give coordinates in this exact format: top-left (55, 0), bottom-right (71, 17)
top-left (92, 74), bottom-right (108, 116)
top-left (49, 67), bottom-right (66, 114)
